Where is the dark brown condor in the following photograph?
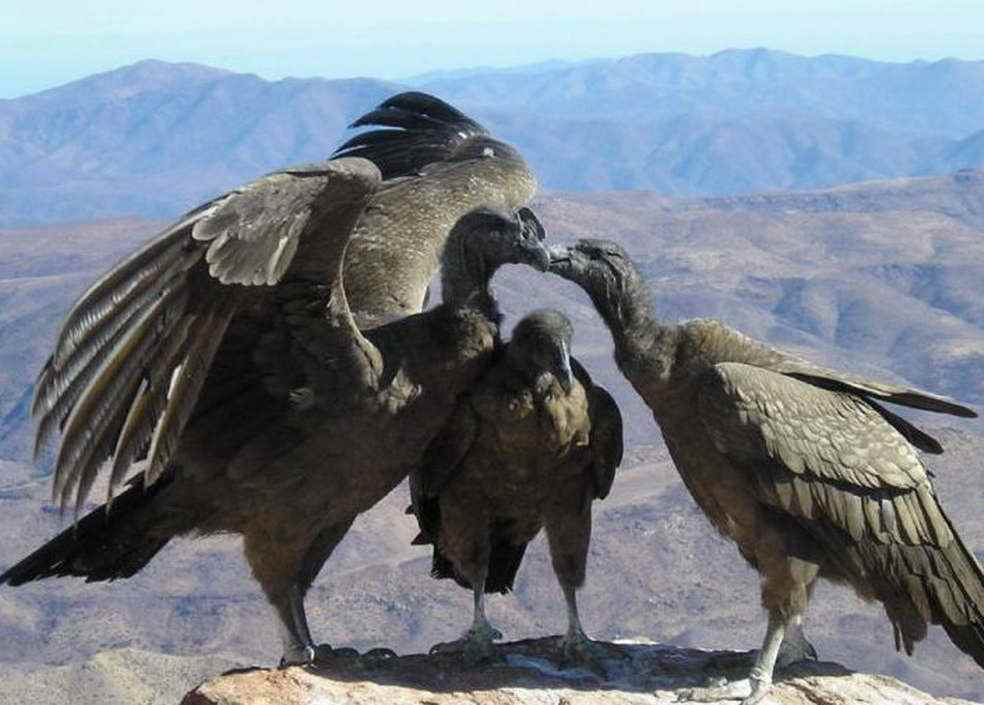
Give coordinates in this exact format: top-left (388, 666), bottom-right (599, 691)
top-left (0, 92), bottom-right (547, 668)
top-left (409, 309), bottom-right (623, 667)
top-left (548, 239), bottom-right (983, 704)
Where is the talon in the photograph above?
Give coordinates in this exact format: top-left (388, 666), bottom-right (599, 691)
top-left (312, 643), bottom-right (334, 662)
top-left (427, 622), bottom-right (501, 665)
top-left (279, 644), bottom-right (316, 668)
top-left (363, 647), bottom-right (397, 660)
top-left (678, 677), bottom-right (771, 704)
top-left (776, 634), bottom-right (818, 671)
top-left (559, 632), bottom-right (611, 677)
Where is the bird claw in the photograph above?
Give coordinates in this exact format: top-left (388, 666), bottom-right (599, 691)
top-left (559, 632), bottom-right (614, 677)
top-left (428, 622), bottom-right (503, 665)
top-left (279, 644), bottom-right (317, 668)
top-left (362, 647), bottom-right (398, 660)
top-left (776, 634), bottom-right (818, 671)
top-left (677, 677), bottom-right (772, 704)
top-left (312, 643), bottom-right (336, 662)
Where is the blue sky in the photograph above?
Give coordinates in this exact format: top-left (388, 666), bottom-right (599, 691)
top-left (3, 0), bottom-right (983, 98)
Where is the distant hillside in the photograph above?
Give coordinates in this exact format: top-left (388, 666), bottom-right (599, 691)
top-left (4, 50), bottom-right (984, 225)
top-left (0, 61), bottom-right (397, 224)
top-left (3, 171), bottom-right (984, 462)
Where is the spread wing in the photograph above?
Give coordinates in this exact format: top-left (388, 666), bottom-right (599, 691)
top-left (34, 157), bottom-right (382, 513)
top-left (572, 359), bottom-right (623, 500)
top-left (697, 362), bottom-right (984, 659)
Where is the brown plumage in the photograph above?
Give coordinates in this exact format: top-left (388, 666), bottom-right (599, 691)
top-left (409, 309), bottom-right (623, 664)
top-left (0, 93), bottom-right (547, 667)
top-left (548, 239), bottom-right (983, 704)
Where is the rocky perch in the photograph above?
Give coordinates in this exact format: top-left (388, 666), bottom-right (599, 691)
top-left (180, 638), bottom-right (979, 705)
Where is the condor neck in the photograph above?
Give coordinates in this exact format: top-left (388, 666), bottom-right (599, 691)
top-left (440, 233), bottom-right (500, 320)
top-left (594, 279), bottom-right (671, 362)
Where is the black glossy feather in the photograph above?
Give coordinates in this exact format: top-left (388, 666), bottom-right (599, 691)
top-left (0, 472), bottom-right (174, 585)
top-left (333, 91), bottom-right (488, 180)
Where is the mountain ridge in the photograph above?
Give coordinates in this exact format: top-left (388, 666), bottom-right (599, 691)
top-left (3, 49), bottom-right (984, 225)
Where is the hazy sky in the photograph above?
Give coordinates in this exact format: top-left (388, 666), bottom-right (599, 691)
top-left (3, 0), bottom-right (983, 98)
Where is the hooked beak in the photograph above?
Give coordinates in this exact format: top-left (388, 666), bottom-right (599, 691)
top-left (546, 244), bottom-right (581, 278)
top-left (516, 207), bottom-right (550, 271)
top-left (555, 341), bottom-right (574, 393)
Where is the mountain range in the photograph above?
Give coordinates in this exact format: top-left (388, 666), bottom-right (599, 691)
top-left (3, 49), bottom-right (984, 225)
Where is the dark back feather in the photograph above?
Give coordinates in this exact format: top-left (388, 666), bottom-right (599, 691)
top-left (333, 92), bottom-right (490, 180)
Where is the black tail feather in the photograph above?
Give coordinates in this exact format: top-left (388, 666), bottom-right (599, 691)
top-left (429, 524), bottom-right (529, 595)
top-left (0, 473), bottom-right (174, 586)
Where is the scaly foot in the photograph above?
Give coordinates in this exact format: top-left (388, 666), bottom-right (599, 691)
top-left (429, 620), bottom-right (503, 665)
top-left (678, 677), bottom-right (772, 704)
top-left (363, 647), bottom-right (398, 661)
top-left (312, 643), bottom-right (336, 662)
top-left (279, 644), bottom-right (316, 668)
top-left (776, 633), bottom-right (818, 671)
top-left (559, 631), bottom-right (619, 677)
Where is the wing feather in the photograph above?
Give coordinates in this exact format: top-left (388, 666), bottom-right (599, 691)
top-left (771, 357), bottom-right (977, 418)
top-left (145, 302), bottom-right (235, 485)
top-left (697, 362), bottom-right (984, 665)
top-left (699, 363), bottom-right (928, 493)
top-left (53, 284), bottom-right (189, 511)
top-left (36, 157), bottom-right (381, 511)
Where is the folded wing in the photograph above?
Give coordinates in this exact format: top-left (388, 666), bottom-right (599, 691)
top-left (697, 362), bottom-right (984, 663)
top-left (572, 358), bottom-right (623, 500)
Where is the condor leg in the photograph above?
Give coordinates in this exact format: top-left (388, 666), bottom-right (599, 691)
top-left (545, 502), bottom-right (612, 672)
top-left (293, 518), bottom-right (357, 660)
top-left (681, 609), bottom-right (787, 704)
top-left (429, 507), bottom-right (501, 662)
top-left (244, 520), bottom-right (351, 667)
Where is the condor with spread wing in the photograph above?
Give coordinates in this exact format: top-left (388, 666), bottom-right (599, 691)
top-left (1, 94), bottom-right (546, 666)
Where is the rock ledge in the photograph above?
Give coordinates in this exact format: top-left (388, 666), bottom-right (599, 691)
top-left (181, 638), bottom-right (979, 705)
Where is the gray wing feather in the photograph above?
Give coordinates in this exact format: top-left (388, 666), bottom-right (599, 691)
top-left (771, 357), bottom-right (977, 418)
top-left (697, 364), bottom-right (984, 663)
top-left (696, 363), bottom-right (956, 547)
top-left (36, 157), bottom-right (381, 514)
top-left (698, 363), bottom-right (929, 492)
